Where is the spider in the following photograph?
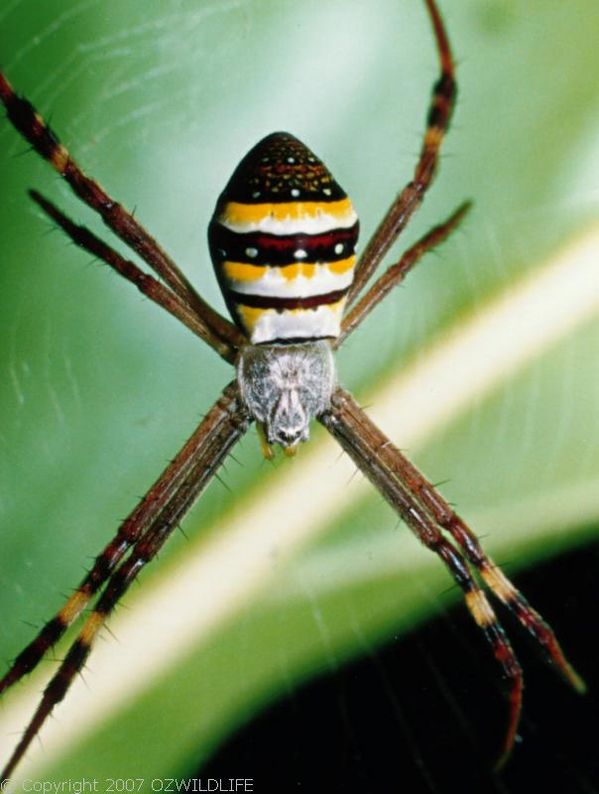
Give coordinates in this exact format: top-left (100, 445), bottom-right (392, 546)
top-left (0, 0), bottom-right (585, 780)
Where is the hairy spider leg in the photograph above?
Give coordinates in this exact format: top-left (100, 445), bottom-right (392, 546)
top-left (321, 388), bottom-right (527, 765)
top-left (348, 0), bottom-right (456, 304)
top-left (0, 72), bottom-right (243, 357)
top-left (28, 191), bottom-right (236, 362)
top-left (385, 447), bottom-right (586, 694)
top-left (0, 383), bottom-right (243, 701)
top-left (1, 0), bottom-right (578, 779)
top-left (337, 200), bottom-right (471, 344)
top-left (1, 385), bottom-right (250, 782)
top-left (321, 387), bottom-right (585, 766)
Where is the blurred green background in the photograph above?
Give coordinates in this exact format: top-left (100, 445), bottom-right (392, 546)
top-left (1, 0), bottom-right (598, 784)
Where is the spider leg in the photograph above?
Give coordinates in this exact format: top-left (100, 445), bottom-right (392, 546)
top-left (376, 440), bottom-right (586, 694)
top-left (0, 382), bottom-right (245, 702)
top-left (1, 382), bottom-right (249, 781)
top-left (321, 387), bottom-right (530, 766)
top-left (337, 201), bottom-right (470, 345)
top-left (0, 71), bottom-right (244, 353)
top-left (29, 190), bottom-right (237, 363)
top-left (348, 0), bottom-right (456, 305)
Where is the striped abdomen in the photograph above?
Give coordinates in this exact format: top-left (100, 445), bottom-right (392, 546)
top-left (208, 132), bottom-right (359, 344)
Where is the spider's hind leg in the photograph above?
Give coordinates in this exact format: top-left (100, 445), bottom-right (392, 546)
top-left (28, 190), bottom-right (238, 362)
top-left (338, 200), bottom-right (470, 344)
top-left (347, 0), bottom-right (458, 306)
top-left (0, 70), bottom-right (244, 357)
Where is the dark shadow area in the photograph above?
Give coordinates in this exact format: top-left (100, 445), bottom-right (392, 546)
top-left (189, 538), bottom-right (598, 793)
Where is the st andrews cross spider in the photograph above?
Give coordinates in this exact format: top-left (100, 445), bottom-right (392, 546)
top-left (0, 0), bottom-right (585, 780)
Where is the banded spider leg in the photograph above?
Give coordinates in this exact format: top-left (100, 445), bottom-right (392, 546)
top-left (0, 0), bottom-right (585, 781)
top-left (320, 389), bottom-right (585, 769)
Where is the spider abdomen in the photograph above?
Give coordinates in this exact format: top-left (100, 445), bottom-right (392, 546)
top-left (208, 132), bottom-right (359, 344)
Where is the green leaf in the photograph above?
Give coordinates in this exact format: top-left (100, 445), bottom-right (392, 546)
top-left (1, 0), bottom-right (598, 783)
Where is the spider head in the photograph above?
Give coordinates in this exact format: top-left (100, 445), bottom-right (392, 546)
top-left (237, 341), bottom-right (335, 453)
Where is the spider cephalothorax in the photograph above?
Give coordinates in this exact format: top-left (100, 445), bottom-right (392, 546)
top-left (0, 0), bottom-right (585, 781)
top-left (237, 341), bottom-right (336, 449)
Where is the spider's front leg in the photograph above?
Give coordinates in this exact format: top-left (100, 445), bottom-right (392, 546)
top-left (1, 383), bottom-right (250, 781)
top-left (381, 432), bottom-right (587, 695)
top-left (320, 387), bottom-right (584, 766)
